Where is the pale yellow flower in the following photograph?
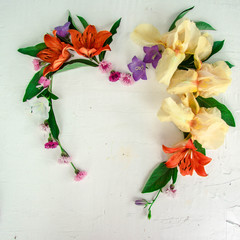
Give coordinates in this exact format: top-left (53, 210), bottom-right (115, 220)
top-left (167, 61), bottom-right (231, 98)
top-left (191, 107), bottom-right (229, 149)
top-left (198, 61), bottom-right (231, 98)
top-left (131, 19), bottom-right (212, 86)
top-left (157, 97), bottom-right (229, 149)
top-left (157, 97), bottom-right (195, 132)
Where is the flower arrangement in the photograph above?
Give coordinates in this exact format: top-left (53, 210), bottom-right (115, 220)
top-left (18, 12), bottom-right (138, 180)
top-left (131, 6), bottom-right (235, 219)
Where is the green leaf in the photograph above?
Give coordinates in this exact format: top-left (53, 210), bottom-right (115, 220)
top-left (205, 40), bottom-right (225, 61)
top-left (195, 21), bottom-right (215, 30)
top-left (18, 43), bottom-right (46, 57)
top-left (171, 167), bottom-right (178, 184)
top-left (48, 103), bottom-right (59, 140)
top-left (183, 132), bottom-right (189, 139)
top-left (169, 6), bottom-right (194, 31)
top-left (193, 140), bottom-right (206, 155)
top-left (77, 16), bottom-right (89, 29)
top-left (23, 68), bottom-right (44, 102)
top-left (99, 18), bottom-right (122, 62)
top-left (196, 96), bottom-right (235, 127)
top-left (225, 61), bottom-right (234, 68)
top-left (178, 55), bottom-right (196, 70)
top-left (142, 162), bottom-right (173, 193)
top-left (37, 89), bottom-right (59, 100)
top-left (68, 11), bottom-right (78, 30)
top-left (57, 59), bottom-right (98, 73)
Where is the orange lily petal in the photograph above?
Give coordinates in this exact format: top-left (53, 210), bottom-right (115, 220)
top-left (37, 48), bottom-right (60, 63)
top-left (82, 25), bottom-right (97, 49)
top-left (94, 30), bottom-right (112, 49)
top-left (68, 29), bottom-right (83, 50)
top-left (193, 151), bottom-right (212, 165)
top-left (165, 150), bottom-right (186, 168)
top-left (194, 164), bottom-right (208, 177)
top-left (92, 44), bottom-right (111, 57)
top-left (44, 34), bottom-right (63, 51)
top-left (162, 144), bottom-right (184, 154)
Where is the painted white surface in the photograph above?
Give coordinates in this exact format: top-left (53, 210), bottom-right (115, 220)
top-left (0, 0), bottom-right (240, 239)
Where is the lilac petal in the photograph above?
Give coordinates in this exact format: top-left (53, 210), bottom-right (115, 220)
top-left (55, 22), bottom-right (71, 38)
top-left (152, 52), bottom-right (162, 68)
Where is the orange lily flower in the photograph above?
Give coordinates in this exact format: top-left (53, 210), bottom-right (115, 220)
top-left (37, 31), bottom-right (71, 76)
top-left (163, 139), bottom-right (212, 177)
top-left (68, 25), bottom-right (112, 58)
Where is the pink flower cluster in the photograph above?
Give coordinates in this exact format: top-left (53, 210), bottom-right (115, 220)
top-left (74, 171), bottom-right (87, 181)
top-left (58, 155), bottom-right (72, 164)
top-left (98, 61), bottom-right (134, 86)
top-left (44, 141), bottom-right (58, 149)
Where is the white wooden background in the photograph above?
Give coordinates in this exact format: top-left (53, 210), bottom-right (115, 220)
top-left (1, 0), bottom-right (240, 239)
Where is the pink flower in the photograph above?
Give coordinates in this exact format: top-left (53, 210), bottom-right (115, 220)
top-left (99, 61), bottom-right (112, 73)
top-left (74, 171), bottom-right (87, 181)
top-left (33, 59), bottom-right (41, 71)
top-left (58, 155), bottom-right (72, 164)
top-left (40, 122), bottom-right (49, 132)
top-left (44, 141), bottom-right (58, 149)
top-left (109, 71), bottom-right (121, 82)
top-left (165, 184), bottom-right (177, 197)
top-left (38, 76), bottom-right (50, 88)
top-left (119, 73), bottom-right (134, 86)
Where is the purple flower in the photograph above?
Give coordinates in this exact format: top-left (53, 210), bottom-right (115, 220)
top-left (128, 56), bottom-right (147, 81)
top-left (135, 199), bottom-right (148, 206)
top-left (55, 22), bottom-right (71, 38)
top-left (109, 71), bottom-right (121, 82)
top-left (143, 45), bottom-right (162, 68)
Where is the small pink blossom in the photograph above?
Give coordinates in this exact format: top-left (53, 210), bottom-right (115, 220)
top-left (40, 123), bottom-right (49, 132)
top-left (109, 71), bottom-right (121, 82)
top-left (38, 76), bottom-right (50, 88)
top-left (119, 73), bottom-right (134, 86)
top-left (99, 61), bottom-right (112, 73)
top-left (44, 141), bottom-right (58, 149)
top-left (74, 171), bottom-right (87, 181)
top-left (33, 59), bottom-right (41, 71)
top-left (58, 155), bottom-right (72, 164)
top-left (165, 184), bottom-right (177, 197)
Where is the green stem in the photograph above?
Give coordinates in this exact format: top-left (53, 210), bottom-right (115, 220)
top-left (70, 162), bottom-right (77, 171)
top-left (148, 189), bottom-right (161, 213)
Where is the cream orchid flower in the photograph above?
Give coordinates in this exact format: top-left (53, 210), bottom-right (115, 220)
top-left (131, 18), bottom-right (213, 86)
top-left (167, 61), bottom-right (231, 98)
top-left (157, 97), bottom-right (229, 149)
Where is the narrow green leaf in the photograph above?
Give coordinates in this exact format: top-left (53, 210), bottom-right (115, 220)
top-left (18, 43), bottom-right (46, 57)
top-left (77, 16), bottom-right (89, 29)
top-left (169, 6), bottom-right (194, 31)
top-left (225, 61), bottom-right (234, 68)
top-left (195, 21), bottom-right (215, 30)
top-left (142, 162), bottom-right (173, 193)
top-left (48, 103), bottom-right (59, 140)
top-left (49, 93), bottom-right (59, 100)
top-left (172, 167), bottom-right (178, 184)
top-left (196, 96), bottom-right (235, 127)
top-left (37, 89), bottom-right (59, 100)
top-left (193, 140), bottom-right (206, 155)
top-left (183, 132), bottom-right (189, 139)
top-left (205, 40), bottom-right (225, 61)
top-left (68, 11), bottom-right (78, 30)
top-left (57, 59), bottom-right (98, 73)
top-left (23, 68), bottom-right (45, 102)
top-left (99, 18), bottom-right (122, 61)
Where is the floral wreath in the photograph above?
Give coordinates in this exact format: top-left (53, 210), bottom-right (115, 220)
top-left (19, 7), bottom-right (235, 219)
